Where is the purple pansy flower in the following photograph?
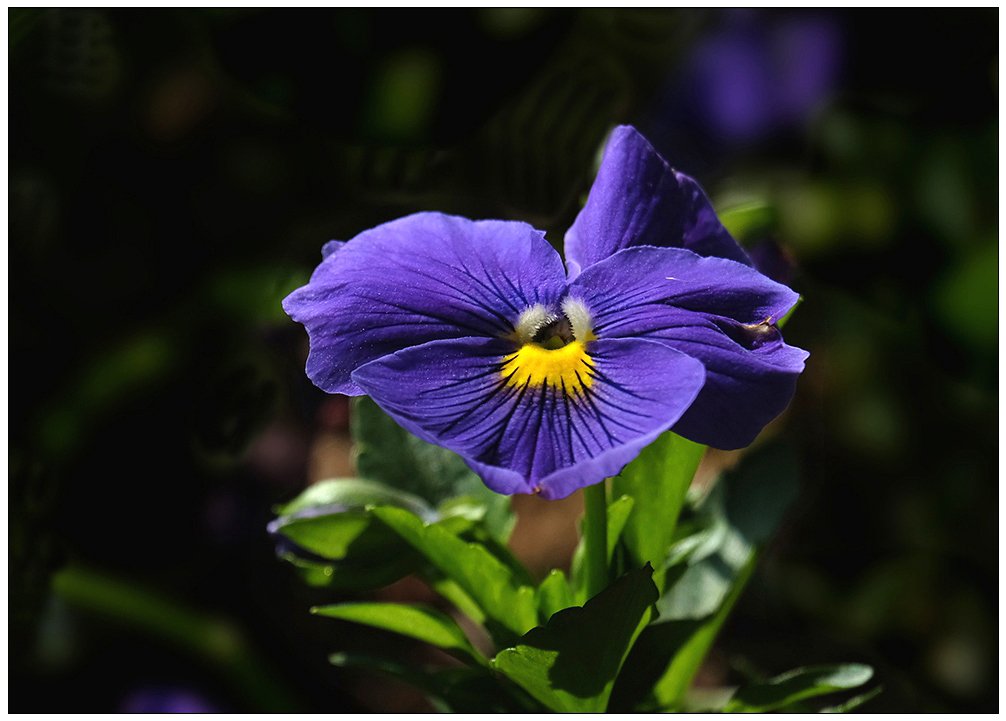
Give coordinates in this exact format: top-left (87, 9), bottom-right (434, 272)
top-left (284, 126), bottom-right (807, 500)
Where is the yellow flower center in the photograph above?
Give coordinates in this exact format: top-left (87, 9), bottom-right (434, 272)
top-left (501, 340), bottom-right (594, 394)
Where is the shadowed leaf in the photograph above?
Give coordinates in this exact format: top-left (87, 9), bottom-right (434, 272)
top-left (492, 565), bottom-right (658, 712)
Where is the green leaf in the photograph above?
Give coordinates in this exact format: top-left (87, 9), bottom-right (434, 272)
top-left (492, 566), bottom-right (659, 713)
top-left (427, 668), bottom-right (543, 713)
top-left (371, 506), bottom-right (538, 644)
top-left (650, 556), bottom-right (757, 709)
top-left (456, 525), bottom-right (536, 590)
top-left (536, 570), bottom-right (574, 623)
top-left (723, 664), bottom-right (875, 713)
top-left (424, 575), bottom-right (486, 625)
top-left (280, 550), bottom-right (419, 591)
top-left (609, 556), bottom-right (756, 712)
top-left (275, 477), bottom-right (435, 519)
top-left (722, 443), bottom-right (801, 547)
top-left (606, 494), bottom-right (635, 562)
top-left (329, 653), bottom-right (540, 713)
top-left (614, 443), bottom-right (802, 711)
top-left (657, 549), bottom-right (739, 620)
top-left (272, 479), bottom-right (475, 590)
top-left (277, 511), bottom-right (404, 562)
top-left (328, 651), bottom-right (468, 709)
top-left (819, 685), bottom-right (883, 713)
top-left (313, 603), bottom-right (485, 666)
top-left (272, 478), bottom-right (436, 566)
top-left (352, 397), bottom-right (515, 542)
top-left (659, 442), bottom-right (800, 620)
top-left (611, 431), bottom-right (705, 569)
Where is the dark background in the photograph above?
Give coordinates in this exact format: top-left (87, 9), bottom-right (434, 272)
top-left (10, 8), bottom-right (997, 712)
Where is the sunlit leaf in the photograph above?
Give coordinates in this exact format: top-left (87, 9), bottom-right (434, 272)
top-left (313, 603), bottom-right (486, 666)
top-left (271, 482), bottom-right (473, 591)
top-left (819, 684), bottom-right (883, 713)
top-left (605, 494), bottom-right (635, 562)
top-left (536, 570), bottom-right (574, 623)
top-left (275, 477), bottom-right (435, 519)
top-left (611, 431), bottom-right (705, 569)
top-left (609, 557), bottom-right (756, 712)
top-left (371, 507), bottom-right (537, 645)
top-left (723, 664), bottom-right (875, 713)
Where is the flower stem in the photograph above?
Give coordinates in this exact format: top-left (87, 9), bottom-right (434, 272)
top-left (582, 480), bottom-right (609, 599)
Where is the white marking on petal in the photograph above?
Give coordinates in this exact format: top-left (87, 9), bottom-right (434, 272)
top-left (513, 303), bottom-right (557, 344)
top-left (561, 296), bottom-right (595, 342)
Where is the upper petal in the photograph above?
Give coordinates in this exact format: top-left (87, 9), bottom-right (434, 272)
top-left (570, 245), bottom-right (807, 449)
top-left (282, 212), bottom-right (567, 395)
top-left (570, 245), bottom-right (798, 334)
top-left (563, 125), bottom-right (751, 278)
top-left (351, 336), bottom-right (706, 500)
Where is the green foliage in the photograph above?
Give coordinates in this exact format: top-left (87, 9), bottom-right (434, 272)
top-left (819, 685), bottom-right (884, 713)
top-left (312, 603), bottom-right (486, 666)
top-left (647, 558), bottom-right (757, 710)
top-left (932, 240), bottom-right (998, 351)
top-left (492, 566), bottom-right (659, 712)
top-left (370, 507), bottom-right (538, 645)
top-left (328, 653), bottom-right (539, 712)
top-left (611, 431), bottom-right (706, 569)
top-left (723, 664), bottom-right (875, 712)
top-left (274, 477), bottom-right (434, 518)
top-left (352, 397), bottom-right (515, 542)
top-left (569, 491), bottom-right (636, 603)
top-left (535, 570), bottom-right (574, 623)
top-left (605, 494), bottom-right (635, 561)
top-left (271, 477), bottom-right (467, 590)
top-left (611, 443), bottom-right (802, 710)
top-left (275, 398), bottom-right (878, 713)
top-left (280, 547), bottom-right (420, 591)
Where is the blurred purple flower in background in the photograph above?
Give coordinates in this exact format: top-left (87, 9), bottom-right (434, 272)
top-left (120, 686), bottom-right (219, 713)
top-left (676, 10), bottom-right (843, 146)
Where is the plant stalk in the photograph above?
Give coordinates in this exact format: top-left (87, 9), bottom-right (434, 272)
top-left (582, 480), bottom-right (609, 599)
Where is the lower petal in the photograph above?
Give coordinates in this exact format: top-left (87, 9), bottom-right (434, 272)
top-left (351, 337), bottom-right (706, 499)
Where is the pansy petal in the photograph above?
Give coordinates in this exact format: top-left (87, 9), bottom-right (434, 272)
top-left (282, 212), bottom-right (567, 395)
top-left (563, 125), bottom-right (751, 278)
top-left (571, 246), bottom-right (799, 333)
top-left (571, 245), bottom-right (807, 449)
top-left (351, 336), bottom-right (706, 500)
top-left (656, 320), bottom-right (808, 449)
